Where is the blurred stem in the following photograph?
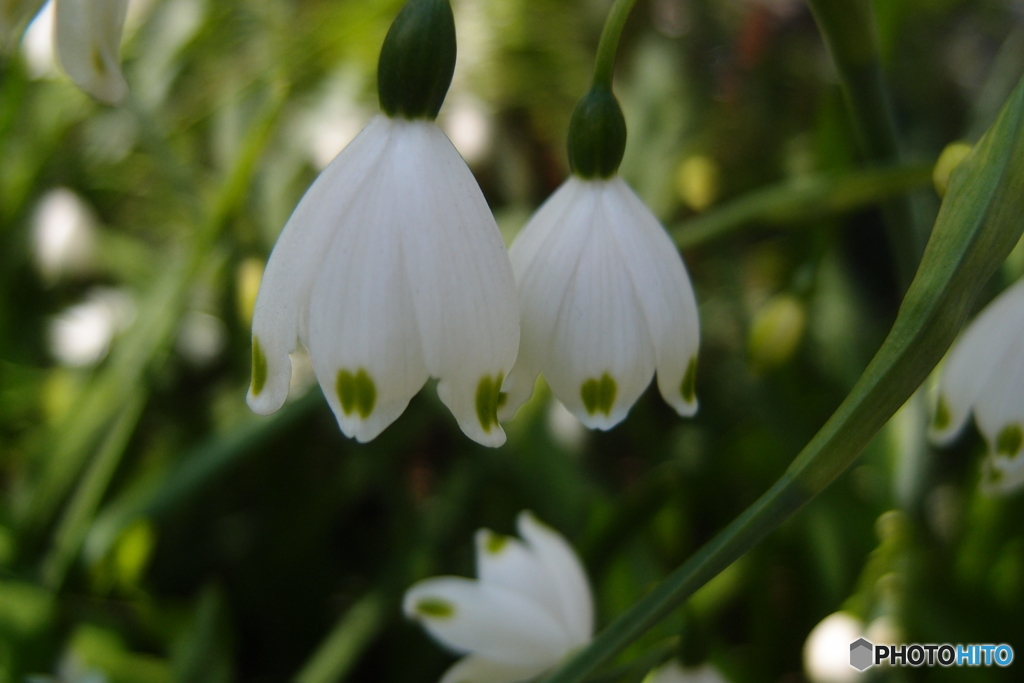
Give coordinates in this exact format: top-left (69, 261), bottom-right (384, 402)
top-left (293, 591), bottom-right (388, 683)
top-left (542, 75), bottom-right (1024, 683)
top-left (671, 163), bottom-right (932, 249)
top-left (805, 0), bottom-right (924, 288)
top-left (591, 0), bottom-right (639, 87)
top-left (24, 79), bottom-right (290, 535)
top-left (40, 391), bottom-right (146, 590)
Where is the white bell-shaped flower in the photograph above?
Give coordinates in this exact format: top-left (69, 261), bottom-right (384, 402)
top-left (500, 174), bottom-right (700, 429)
top-left (643, 660), bottom-right (729, 683)
top-left (54, 0), bottom-right (129, 105)
top-left (929, 276), bottom-right (1024, 493)
top-left (247, 115), bottom-right (519, 446)
top-left (404, 511), bottom-right (593, 683)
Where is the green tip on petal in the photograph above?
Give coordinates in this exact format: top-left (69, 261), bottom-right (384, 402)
top-left (475, 373), bottom-right (506, 432)
top-left (680, 357), bottom-right (698, 404)
top-left (484, 531), bottom-right (509, 554)
top-left (377, 0), bottom-right (456, 120)
top-left (336, 368), bottom-right (377, 419)
top-left (996, 424), bottom-right (1023, 458)
top-left (933, 395), bottom-right (951, 431)
top-left (568, 84), bottom-right (627, 178)
top-left (414, 597), bottom-right (455, 619)
top-left (251, 336), bottom-right (267, 396)
top-left (581, 373), bottom-right (617, 416)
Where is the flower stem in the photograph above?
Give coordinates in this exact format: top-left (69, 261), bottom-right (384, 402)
top-left (543, 73), bottom-right (1024, 683)
top-left (591, 0), bottom-right (640, 88)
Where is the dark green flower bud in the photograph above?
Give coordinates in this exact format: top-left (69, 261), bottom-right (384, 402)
top-left (567, 84), bottom-right (627, 178)
top-left (377, 0), bottom-right (457, 120)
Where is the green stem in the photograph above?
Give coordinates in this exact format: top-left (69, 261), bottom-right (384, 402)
top-left (542, 74), bottom-right (1024, 683)
top-left (805, 0), bottom-right (924, 288)
top-left (591, 0), bottom-right (640, 88)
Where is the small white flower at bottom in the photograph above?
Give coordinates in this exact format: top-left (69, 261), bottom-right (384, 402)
top-left (248, 115), bottom-right (520, 447)
top-left (643, 660), bottom-right (729, 683)
top-left (929, 276), bottom-right (1024, 494)
top-left (500, 175), bottom-right (700, 430)
top-left (404, 511), bottom-right (593, 683)
top-left (55, 0), bottom-right (129, 105)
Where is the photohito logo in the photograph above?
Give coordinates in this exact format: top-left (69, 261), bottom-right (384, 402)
top-left (850, 638), bottom-right (1014, 670)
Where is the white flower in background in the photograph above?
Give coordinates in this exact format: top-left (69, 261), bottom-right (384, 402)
top-left (643, 660), bottom-right (729, 683)
top-left (49, 287), bottom-right (135, 366)
top-left (803, 612), bottom-right (865, 683)
top-left (500, 175), bottom-right (700, 430)
top-left (54, 0), bottom-right (129, 104)
top-left (32, 187), bottom-right (96, 282)
top-left (248, 0), bottom-right (519, 447)
top-left (404, 511), bottom-right (593, 683)
top-left (929, 277), bottom-right (1024, 494)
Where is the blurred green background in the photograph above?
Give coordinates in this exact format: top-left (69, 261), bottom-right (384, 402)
top-left (1, 0), bottom-right (1024, 681)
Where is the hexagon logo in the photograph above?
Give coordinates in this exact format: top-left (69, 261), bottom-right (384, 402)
top-left (850, 637), bottom-right (874, 671)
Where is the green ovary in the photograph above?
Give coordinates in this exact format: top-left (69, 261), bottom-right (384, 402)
top-left (251, 337), bottom-right (267, 396)
top-left (336, 368), bottom-right (377, 419)
top-left (475, 373), bottom-right (507, 432)
top-left (581, 373), bottom-right (617, 416)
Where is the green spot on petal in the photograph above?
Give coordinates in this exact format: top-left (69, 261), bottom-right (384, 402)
top-left (996, 424), bottom-right (1023, 458)
top-left (475, 373), bottom-right (505, 432)
top-left (933, 395), bottom-right (951, 431)
top-left (484, 532), bottom-right (508, 554)
top-left (581, 373), bottom-right (617, 416)
top-left (680, 357), bottom-right (698, 403)
top-left (251, 337), bottom-right (267, 396)
top-left (415, 597), bottom-right (455, 619)
top-left (336, 368), bottom-right (377, 419)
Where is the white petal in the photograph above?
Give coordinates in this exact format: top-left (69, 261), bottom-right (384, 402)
top-left (393, 121), bottom-right (520, 446)
top-left (55, 0), bottom-right (128, 104)
top-left (930, 277), bottom-right (1024, 445)
top-left (981, 456), bottom-right (1024, 496)
top-left (974, 331), bottom-right (1024, 465)
top-left (603, 177), bottom-right (700, 416)
top-left (247, 116), bottom-right (394, 415)
top-left (305, 148), bottom-right (429, 442)
top-left (516, 511), bottom-right (593, 647)
top-left (439, 655), bottom-right (548, 683)
top-left (523, 178), bottom-right (656, 429)
top-left (501, 179), bottom-right (587, 420)
top-left (474, 529), bottom-right (562, 622)
top-left (403, 577), bottom-right (572, 668)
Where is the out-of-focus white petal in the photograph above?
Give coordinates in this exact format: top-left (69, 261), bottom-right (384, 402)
top-left (973, 335), bottom-right (1024, 465)
top-left (507, 176), bottom-right (697, 430)
top-left (603, 177), bottom-right (700, 416)
top-left (644, 660), bottom-right (728, 683)
top-left (803, 612), bottom-right (864, 683)
top-left (32, 187), bottom-right (96, 281)
top-left (929, 277), bottom-right (1024, 445)
top-left (54, 0), bottom-right (129, 104)
top-left (474, 529), bottom-right (559, 611)
top-left (396, 121), bottom-right (519, 447)
top-left (439, 655), bottom-right (547, 683)
top-left (247, 116), bottom-right (394, 415)
top-left (516, 511), bottom-right (593, 647)
top-left (403, 577), bottom-right (573, 668)
top-left (306, 159), bottom-right (429, 442)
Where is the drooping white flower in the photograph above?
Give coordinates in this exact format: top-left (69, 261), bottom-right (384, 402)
top-left (643, 660), bottom-right (729, 683)
top-left (929, 276), bottom-right (1024, 493)
top-left (404, 511), bottom-right (593, 683)
top-left (247, 0), bottom-right (520, 447)
top-left (54, 0), bottom-right (129, 105)
top-left (245, 119), bottom-right (519, 446)
top-left (500, 174), bottom-right (700, 429)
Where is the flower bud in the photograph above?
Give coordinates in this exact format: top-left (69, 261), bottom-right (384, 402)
top-left (932, 141), bottom-right (972, 198)
top-left (568, 85), bottom-right (627, 178)
top-left (377, 0), bottom-right (456, 120)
